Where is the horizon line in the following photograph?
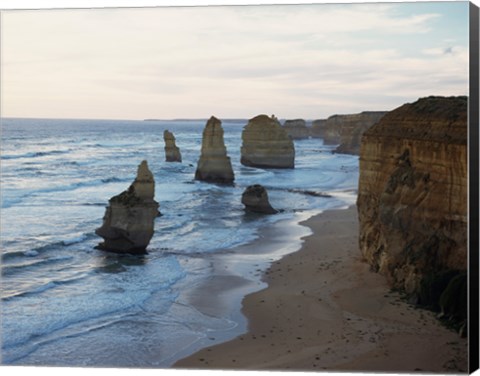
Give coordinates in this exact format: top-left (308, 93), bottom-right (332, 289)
top-left (1, 110), bottom-right (394, 123)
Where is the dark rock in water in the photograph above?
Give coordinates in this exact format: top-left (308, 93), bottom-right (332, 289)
top-left (195, 116), bottom-right (234, 184)
top-left (242, 184), bottom-right (278, 214)
top-left (95, 160), bottom-right (159, 254)
top-left (164, 130), bottom-right (182, 162)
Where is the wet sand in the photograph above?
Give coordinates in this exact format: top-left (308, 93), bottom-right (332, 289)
top-left (174, 206), bottom-right (467, 373)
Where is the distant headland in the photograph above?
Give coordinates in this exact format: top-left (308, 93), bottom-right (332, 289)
top-left (144, 118), bottom-right (249, 123)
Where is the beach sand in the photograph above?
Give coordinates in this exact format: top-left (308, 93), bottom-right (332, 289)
top-left (174, 206), bottom-right (467, 373)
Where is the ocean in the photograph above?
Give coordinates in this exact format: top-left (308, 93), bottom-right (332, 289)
top-left (0, 117), bottom-right (358, 367)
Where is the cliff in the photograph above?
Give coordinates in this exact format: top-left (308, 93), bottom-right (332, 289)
top-left (195, 116), bottom-right (235, 184)
top-left (283, 119), bottom-right (309, 139)
top-left (241, 115), bottom-right (295, 168)
top-left (310, 119), bottom-right (326, 138)
top-left (357, 96), bottom-right (467, 329)
top-left (335, 112), bottom-right (387, 154)
top-left (310, 112), bottom-right (387, 150)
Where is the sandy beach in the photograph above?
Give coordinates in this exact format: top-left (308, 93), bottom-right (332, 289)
top-left (174, 206), bottom-right (468, 373)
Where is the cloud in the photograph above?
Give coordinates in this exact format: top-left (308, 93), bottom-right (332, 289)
top-left (1, 3), bottom-right (469, 119)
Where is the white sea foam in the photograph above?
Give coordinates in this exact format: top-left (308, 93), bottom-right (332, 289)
top-left (61, 233), bottom-right (89, 246)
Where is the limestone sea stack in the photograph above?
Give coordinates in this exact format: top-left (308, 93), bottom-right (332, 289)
top-left (195, 116), bottom-right (234, 184)
top-left (241, 184), bottom-right (278, 214)
top-left (283, 119), bottom-right (309, 139)
top-left (164, 130), bottom-right (182, 162)
top-left (95, 160), bottom-right (160, 254)
top-left (241, 115), bottom-right (295, 168)
top-left (357, 96), bottom-right (467, 327)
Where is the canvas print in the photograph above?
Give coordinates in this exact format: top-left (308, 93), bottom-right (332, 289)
top-left (0, 1), bottom-right (478, 373)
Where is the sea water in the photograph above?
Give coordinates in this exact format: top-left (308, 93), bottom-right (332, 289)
top-left (0, 118), bottom-right (358, 366)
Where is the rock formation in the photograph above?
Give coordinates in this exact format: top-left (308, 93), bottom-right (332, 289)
top-left (241, 184), bottom-right (278, 214)
top-left (357, 96), bottom-right (467, 327)
top-left (163, 130), bottom-right (182, 162)
top-left (310, 112), bottom-right (387, 151)
top-left (241, 115), bottom-right (295, 168)
top-left (283, 119), bottom-right (309, 139)
top-left (195, 116), bottom-right (234, 184)
top-left (310, 119), bottom-right (327, 138)
top-left (95, 160), bottom-right (160, 254)
top-left (334, 112), bottom-right (387, 154)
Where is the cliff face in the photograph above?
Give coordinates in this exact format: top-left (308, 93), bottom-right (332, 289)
top-left (357, 97), bottom-right (467, 323)
top-left (283, 119), bottom-right (309, 139)
top-left (241, 115), bottom-right (295, 168)
top-left (310, 112), bottom-right (386, 150)
top-left (335, 112), bottom-right (387, 154)
top-left (310, 119), bottom-right (326, 138)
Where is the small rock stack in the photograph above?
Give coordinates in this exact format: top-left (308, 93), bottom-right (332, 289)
top-left (241, 184), bottom-right (278, 214)
top-left (95, 160), bottom-right (159, 254)
top-left (163, 130), bottom-right (182, 162)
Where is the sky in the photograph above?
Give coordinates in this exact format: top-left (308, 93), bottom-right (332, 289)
top-left (0, 0), bottom-right (471, 120)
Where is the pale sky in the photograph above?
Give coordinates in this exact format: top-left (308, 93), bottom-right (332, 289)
top-left (0, 0), bottom-right (471, 120)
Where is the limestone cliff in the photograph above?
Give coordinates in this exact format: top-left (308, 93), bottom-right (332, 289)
top-left (241, 115), bottom-right (295, 168)
top-left (195, 116), bottom-right (234, 184)
top-left (357, 96), bottom-right (467, 327)
top-left (96, 160), bottom-right (160, 254)
top-left (310, 112), bottom-right (386, 150)
top-left (335, 112), bottom-right (387, 154)
top-left (310, 119), bottom-right (327, 138)
top-left (283, 119), bottom-right (309, 139)
top-left (164, 130), bottom-right (182, 162)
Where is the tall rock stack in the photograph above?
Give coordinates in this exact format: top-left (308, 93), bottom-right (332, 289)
top-left (163, 130), bottom-right (182, 162)
top-left (357, 96), bottom-right (467, 326)
top-left (195, 116), bottom-right (235, 184)
top-left (95, 160), bottom-right (160, 254)
top-left (241, 114), bottom-right (295, 168)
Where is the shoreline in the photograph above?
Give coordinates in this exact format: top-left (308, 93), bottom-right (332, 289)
top-left (160, 209), bottom-right (316, 367)
top-left (174, 206), bottom-right (468, 373)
